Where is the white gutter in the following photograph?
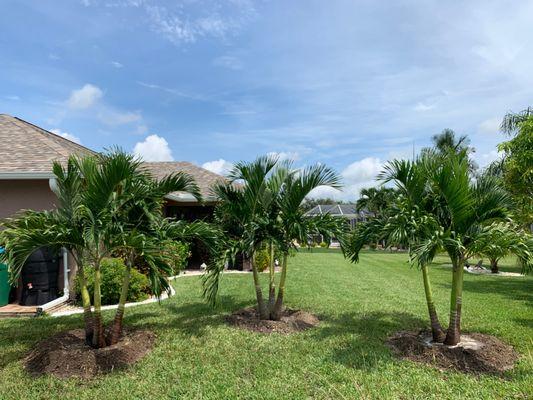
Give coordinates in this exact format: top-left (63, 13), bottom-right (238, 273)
top-left (164, 192), bottom-right (217, 203)
top-left (0, 172), bottom-right (54, 180)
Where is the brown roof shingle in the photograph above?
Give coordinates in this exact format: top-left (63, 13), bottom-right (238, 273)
top-left (0, 114), bottom-right (225, 202)
top-left (0, 114), bottom-right (94, 173)
top-left (143, 161), bottom-right (225, 201)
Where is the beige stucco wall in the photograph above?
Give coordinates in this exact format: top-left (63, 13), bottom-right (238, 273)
top-left (0, 179), bottom-right (57, 219)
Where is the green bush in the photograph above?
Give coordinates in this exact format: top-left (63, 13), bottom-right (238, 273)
top-left (163, 240), bottom-right (190, 275)
top-left (319, 241), bottom-right (328, 248)
top-left (254, 249), bottom-right (270, 272)
top-left (75, 258), bottom-right (150, 305)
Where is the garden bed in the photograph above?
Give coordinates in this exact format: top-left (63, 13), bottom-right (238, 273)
top-left (387, 330), bottom-right (519, 375)
top-left (24, 329), bottom-right (155, 379)
top-left (226, 307), bottom-right (319, 334)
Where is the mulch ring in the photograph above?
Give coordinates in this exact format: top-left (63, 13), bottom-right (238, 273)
top-left (226, 307), bottom-right (319, 334)
top-left (24, 329), bottom-right (155, 379)
top-left (387, 330), bottom-right (519, 375)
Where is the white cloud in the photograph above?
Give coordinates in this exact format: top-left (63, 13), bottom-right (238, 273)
top-left (342, 157), bottom-right (383, 183)
top-left (413, 102), bottom-right (435, 112)
top-left (476, 150), bottom-right (503, 168)
top-left (67, 84), bottom-right (103, 109)
top-left (98, 109), bottom-right (141, 125)
top-left (478, 117), bottom-right (501, 134)
top-left (111, 61), bottom-right (123, 68)
top-left (308, 157), bottom-right (383, 200)
top-left (48, 53), bottom-right (60, 61)
top-left (143, 2), bottom-right (255, 45)
top-left (50, 128), bottom-right (81, 144)
top-left (133, 135), bottom-right (174, 161)
top-left (213, 55), bottom-right (243, 70)
top-left (5, 95), bottom-right (20, 101)
top-left (267, 151), bottom-right (300, 162)
top-left (202, 159), bottom-right (233, 176)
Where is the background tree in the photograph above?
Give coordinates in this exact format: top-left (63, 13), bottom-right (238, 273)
top-left (356, 186), bottom-right (397, 216)
top-left (498, 108), bottom-right (533, 229)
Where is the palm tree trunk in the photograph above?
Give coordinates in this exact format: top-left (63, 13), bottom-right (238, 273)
top-left (107, 260), bottom-right (131, 345)
top-left (92, 263), bottom-right (106, 348)
top-left (78, 265), bottom-right (94, 344)
top-left (251, 252), bottom-right (268, 319)
top-left (421, 264), bottom-right (445, 342)
top-left (267, 242), bottom-right (276, 316)
top-left (272, 253), bottom-right (288, 320)
top-left (490, 258), bottom-right (499, 274)
top-left (444, 255), bottom-right (464, 346)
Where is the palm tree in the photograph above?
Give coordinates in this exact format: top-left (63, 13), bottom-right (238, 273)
top-left (1, 150), bottom-right (205, 348)
top-left (346, 155), bottom-right (447, 342)
top-left (470, 222), bottom-right (533, 274)
top-left (205, 155), bottom-right (345, 321)
top-left (500, 107), bottom-right (533, 135)
top-left (356, 187), bottom-right (396, 217)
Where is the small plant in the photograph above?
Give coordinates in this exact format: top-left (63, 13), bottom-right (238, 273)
top-left (76, 258), bottom-right (150, 305)
top-left (254, 248), bottom-right (270, 272)
top-left (319, 241), bottom-right (328, 248)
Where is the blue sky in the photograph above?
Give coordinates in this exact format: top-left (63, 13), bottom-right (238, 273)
top-left (1, 1), bottom-right (532, 199)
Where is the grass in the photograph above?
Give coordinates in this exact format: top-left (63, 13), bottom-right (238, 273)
top-left (0, 249), bottom-right (531, 399)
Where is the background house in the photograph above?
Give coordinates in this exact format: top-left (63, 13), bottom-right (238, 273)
top-left (305, 204), bottom-right (374, 229)
top-left (0, 114), bottom-right (224, 313)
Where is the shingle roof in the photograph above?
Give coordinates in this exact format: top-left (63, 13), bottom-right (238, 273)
top-left (0, 114), bottom-right (94, 173)
top-left (0, 114), bottom-right (225, 203)
top-left (305, 204), bottom-right (374, 219)
top-left (142, 161), bottom-right (226, 201)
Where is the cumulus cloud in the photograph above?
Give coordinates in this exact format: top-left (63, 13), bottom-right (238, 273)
top-left (202, 159), bottom-right (233, 176)
top-left (67, 84), bottom-right (103, 109)
top-left (133, 135), bottom-right (173, 161)
top-left (50, 128), bottom-right (81, 144)
top-left (111, 61), bottom-right (123, 68)
top-left (308, 157), bottom-right (383, 200)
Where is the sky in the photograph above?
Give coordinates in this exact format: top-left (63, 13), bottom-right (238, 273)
top-left (1, 0), bottom-right (532, 200)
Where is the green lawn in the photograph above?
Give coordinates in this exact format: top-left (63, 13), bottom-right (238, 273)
top-left (0, 250), bottom-right (531, 399)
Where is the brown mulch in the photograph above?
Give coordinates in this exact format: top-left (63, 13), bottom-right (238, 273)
top-left (387, 330), bottom-right (519, 375)
top-left (226, 307), bottom-right (319, 334)
top-left (24, 329), bottom-right (156, 379)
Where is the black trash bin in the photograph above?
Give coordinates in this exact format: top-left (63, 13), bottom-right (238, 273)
top-left (20, 247), bottom-right (59, 306)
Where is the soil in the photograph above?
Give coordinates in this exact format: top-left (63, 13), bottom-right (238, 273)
top-left (226, 307), bottom-right (319, 334)
top-left (387, 330), bottom-right (519, 375)
top-left (24, 329), bottom-right (155, 379)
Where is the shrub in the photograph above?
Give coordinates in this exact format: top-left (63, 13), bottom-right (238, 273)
top-left (254, 249), bottom-right (270, 272)
top-left (75, 258), bottom-right (150, 305)
top-left (162, 240), bottom-right (190, 275)
top-left (319, 241), bottom-right (328, 248)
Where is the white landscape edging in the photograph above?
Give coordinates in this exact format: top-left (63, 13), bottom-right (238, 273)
top-left (50, 269), bottom-right (253, 317)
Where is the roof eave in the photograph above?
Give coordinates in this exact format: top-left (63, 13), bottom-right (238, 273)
top-left (0, 172), bottom-right (54, 179)
top-left (164, 193), bottom-right (218, 203)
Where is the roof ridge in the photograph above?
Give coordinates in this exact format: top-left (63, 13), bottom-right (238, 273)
top-left (12, 116), bottom-right (95, 156)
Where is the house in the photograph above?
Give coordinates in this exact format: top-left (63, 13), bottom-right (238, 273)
top-left (305, 204), bottom-right (374, 229)
top-left (0, 114), bottom-right (224, 314)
